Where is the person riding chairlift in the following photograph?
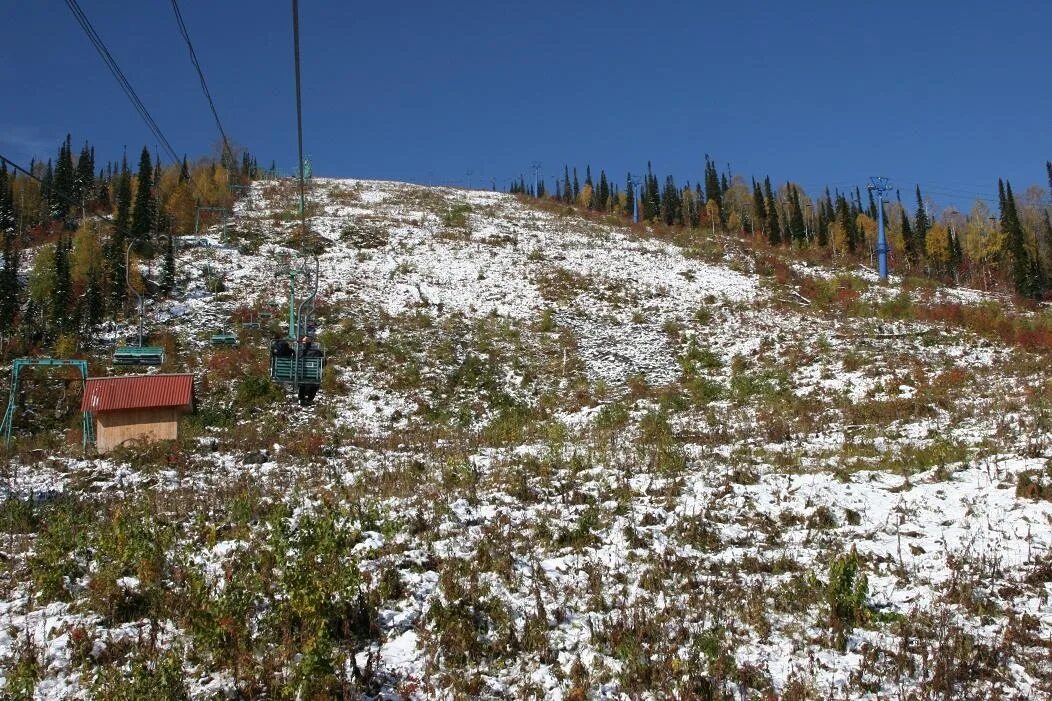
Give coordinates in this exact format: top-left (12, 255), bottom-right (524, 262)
top-left (297, 334), bottom-right (322, 406)
top-left (271, 336), bottom-right (294, 358)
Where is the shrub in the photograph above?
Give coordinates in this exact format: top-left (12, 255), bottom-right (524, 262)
top-left (825, 547), bottom-right (868, 650)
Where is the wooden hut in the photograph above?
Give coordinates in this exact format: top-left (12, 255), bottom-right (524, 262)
top-left (81, 374), bottom-right (194, 453)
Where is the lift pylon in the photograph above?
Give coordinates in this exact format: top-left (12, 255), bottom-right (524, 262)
top-left (1, 358), bottom-right (93, 451)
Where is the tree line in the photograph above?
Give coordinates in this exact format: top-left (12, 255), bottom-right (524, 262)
top-left (511, 158), bottom-right (1052, 299)
top-left (0, 134), bottom-right (260, 356)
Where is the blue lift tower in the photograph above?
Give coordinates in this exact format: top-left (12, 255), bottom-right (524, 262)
top-left (868, 177), bottom-right (893, 281)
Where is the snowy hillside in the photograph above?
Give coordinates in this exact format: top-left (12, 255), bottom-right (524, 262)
top-left (1, 178), bottom-right (1050, 699)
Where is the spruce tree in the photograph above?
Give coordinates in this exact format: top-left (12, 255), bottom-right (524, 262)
top-left (625, 174), bottom-right (635, 219)
top-left (109, 160), bottom-right (132, 309)
top-left (74, 142), bottom-right (94, 211)
top-left (948, 226), bottom-right (962, 278)
top-left (763, 177), bottom-right (781, 245)
top-left (38, 160), bottom-right (54, 225)
top-left (0, 165), bottom-right (19, 332)
top-left (787, 184), bottom-right (806, 244)
top-left (52, 234), bottom-right (72, 331)
top-left (704, 156), bottom-right (723, 223)
top-left (52, 135), bottom-right (75, 221)
top-left (836, 195), bottom-right (858, 253)
top-left (751, 181), bottom-right (766, 237)
top-left (914, 186), bottom-right (929, 264)
top-left (645, 167), bottom-right (661, 222)
top-left (661, 175), bottom-right (680, 225)
top-left (130, 147), bottom-right (154, 251)
top-left (901, 210), bottom-right (914, 262)
top-left (162, 228), bottom-right (175, 296)
top-left (1001, 179), bottom-right (1041, 298)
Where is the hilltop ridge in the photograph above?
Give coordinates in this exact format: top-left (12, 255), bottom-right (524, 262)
top-left (1, 177), bottom-right (1050, 699)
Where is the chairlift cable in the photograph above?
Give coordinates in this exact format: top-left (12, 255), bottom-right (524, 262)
top-left (63, 0), bottom-right (179, 163)
top-left (169, 0), bottom-right (234, 165)
top-left (291, 0), bottom-right (307, 240)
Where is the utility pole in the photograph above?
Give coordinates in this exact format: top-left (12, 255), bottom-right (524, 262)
top-left (628, 174), bottom-right (645, 224)
top-left (868, 177), bottom-right (893, 281)
top-left (530, 161), bottom-right (542, 197)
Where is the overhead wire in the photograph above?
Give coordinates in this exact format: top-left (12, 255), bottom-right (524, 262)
top-left (63, 0), bottom-right (179, 163)
top-left (169, 0), bottom-right (233, 164)
top-left (291, 0), bottom-right (307, 234)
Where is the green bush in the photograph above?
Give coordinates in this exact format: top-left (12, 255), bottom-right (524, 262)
top-left (824, 547), bottom-right (868, 650)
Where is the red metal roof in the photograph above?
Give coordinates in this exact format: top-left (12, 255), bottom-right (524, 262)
top-left (81, 374), bottom-right (194, 413)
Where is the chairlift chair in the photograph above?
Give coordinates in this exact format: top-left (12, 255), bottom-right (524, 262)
top-left (210, 333), bottom-right (238, 347)
top-left (113, 346), bottom-right (165, 366)
top-left (112, 243), bottom-right (165, 366)
top-left (269, 256), bottom-right (325, 402)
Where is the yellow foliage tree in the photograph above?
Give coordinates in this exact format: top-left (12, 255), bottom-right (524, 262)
top-left (855, 214), bottom-right (876, 249)
top-left (925, 222), bottom-right (951, 269)
top-left (829, 221), bottom-right (848, 254)
top-left (577, 183), bottom-right (593, 209)
top-left (71, 220), bottom-right (104, 288)
top-left (705, 199), bottom-right (720, 233)
top-left (727, 210), bottom-right (742, 234)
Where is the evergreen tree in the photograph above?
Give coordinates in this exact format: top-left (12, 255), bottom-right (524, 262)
top-left (109, 160), bottom-right (132, 309)
top-left (563, 166), bottom-right (572, 204)
top-left (572, 168), bottom-right (580, 202)
top-left (914, 186), bottom-right (929, 263)
top-left (704, 156), bottom-right (723, 223)
top-left (162, 229), bottom-right (175, 296)
top-left (38, 160), bottom-right (54, 225)
top-left (625, 173), bottom-right (635, 219)
top-left (661, 175), bottom-right (680, 225)
top-left (816, 207), bottom-right (829, 247)
top-left (0, 164), bottom-right (19, 333)
top-left (901, 209), bottom-right (915, 262)
top-left (74, 142), bottom-right (94, 211)
top-left (642, 162), bottom-right (660, 222)
top-left (52, 135), bottom-right (75, 221)
top-left (836, 194), bottom-right (858, 253)
top-left (598, 170), bottom-right (609, 212)
top-left (52, 234), bottom-right (72, 331)
top-left (948, 226), bottom-right (962, 277)
top-left (1001, 179), bottom-right (1042, 298)
top-left (787, 185), bottom-right (807, 244)
top-left (130, 147), bottom-right (154, 251)
top-left (763, 177), bottom-right (781, 245)
top-left (751, 180), bottom-right (766, 237)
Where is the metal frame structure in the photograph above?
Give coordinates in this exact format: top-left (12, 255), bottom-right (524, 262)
top-left (270, 254), bottom-right (324, 386)
top-left (194, 205), bottom-right (230, 243)
top-left (113, 242), bottom-right (164, 366)
top-left (1, 358), bottom-right (93, 451)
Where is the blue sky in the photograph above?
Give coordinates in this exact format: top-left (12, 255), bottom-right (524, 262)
top-left (2, 1), bottom-right (1049, 212)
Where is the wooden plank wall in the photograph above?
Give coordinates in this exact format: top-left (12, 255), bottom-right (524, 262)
top-left (95, 408), bottom-right (182, 453)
